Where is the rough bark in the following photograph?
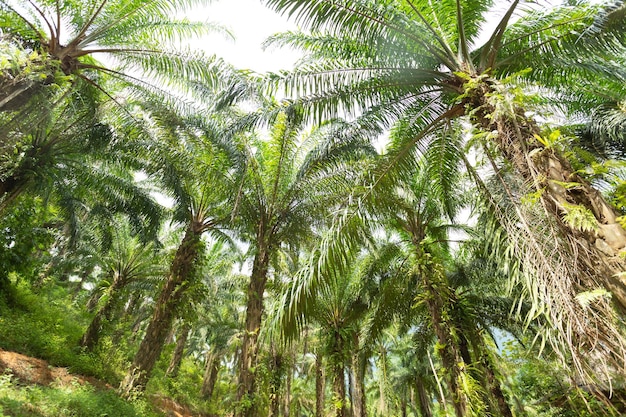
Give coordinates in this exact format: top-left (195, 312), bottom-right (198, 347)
top-left (0, 78), bottom-right (42, 113)
top-left (235, 242), bottom-right (270, 417)
top-left (415, 378), bottom-right (433, 417)
top-left (482, 352), bottom-right (513, 417)
top-left (0, 174), bottom-right (28, 215)
top-left (350, 338), bottom-right (366, 417)
top-left (332, 360), bottom-right (347, 417)
top-left (418, 260), bottom-right (467, 417)
top-left (283, 350), bottom-right (293, 417)
top-left (316, 351), bottom-right (325, 417)
top-left (119, 227), bottom-right (201, 397)
top-left (80, 296), bottom-right (112, 350)
top-left (166, 322), bottom-right (191, 378)
top-left (268, 347), bottom-right (283, 417)
top-left (377, 345), bottom-right (387, 416)
top-left (469, 79), bottom-right (626, 311)
top-left (464, 330), bottom-right (513, 417)
top-left (201, 349), bottom-right (221, 400)
top-left (461, 78), bottom-right (626, 376)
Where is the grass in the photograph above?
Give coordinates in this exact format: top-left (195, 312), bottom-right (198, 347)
top-left (0, 371), bottom-right (161, 417)
top-left (0, 281), bottom-right (127, 384)
top-left (0, 282), bottom-right (167, 417)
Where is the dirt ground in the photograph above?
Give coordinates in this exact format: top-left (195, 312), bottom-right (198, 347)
top-left (0, 349), bottom-right (200, 417)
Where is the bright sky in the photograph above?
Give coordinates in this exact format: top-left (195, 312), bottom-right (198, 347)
top-left (191, 0), bottom-right (301, 74)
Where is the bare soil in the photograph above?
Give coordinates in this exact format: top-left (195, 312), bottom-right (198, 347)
top-left (0, 349), bottom-right (202, 417)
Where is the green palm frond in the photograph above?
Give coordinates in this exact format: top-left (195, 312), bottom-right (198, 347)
top-left (0, 0), bottom-right (229, 114)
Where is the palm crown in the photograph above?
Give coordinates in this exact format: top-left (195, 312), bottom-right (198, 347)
top-left (0, 0), bottom-right (225, 111)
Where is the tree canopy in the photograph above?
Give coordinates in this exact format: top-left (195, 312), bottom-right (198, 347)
top-left (1, 1), bottom-right (626, 417)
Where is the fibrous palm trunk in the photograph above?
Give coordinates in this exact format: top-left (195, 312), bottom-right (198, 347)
top-left (268, 346), bottom-right (283, 417)
top-left (466, 78), bottom-right (626, 372)
top-left (0, 74), bottom-right (50, 113)
top-left (458, 328), bottom-right (513, 417)
top-left (475, 82), bottom-right (626, 304)
top-left (377, 345), bottom-right (388, 416)
top-left (201, 349), bottom-right (221, 400)
top-left (415, 377), bottom-right (433, 417)
top-left (283, 350), bottom-right (293, 417)
top-left (414, 251), bottom-right (467, 417)
top-left (119, 227), bottom-right (200, 397)
top-left (350, 337), bottom-right (367, 417)
top-left (332, 358), bottom-right (347, 417)
top-left (316, 351), bottom-right (325, 417)
top-left (166, 322), bottom-right (191, 378)
top-left (235, 243), bottom-right (270, 417)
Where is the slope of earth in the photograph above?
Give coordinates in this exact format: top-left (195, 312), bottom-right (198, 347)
top-left (0, 350), bottom-right (201, 417)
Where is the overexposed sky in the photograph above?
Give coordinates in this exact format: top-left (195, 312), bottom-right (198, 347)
top-left (190, 0), bottom-right (300, 74)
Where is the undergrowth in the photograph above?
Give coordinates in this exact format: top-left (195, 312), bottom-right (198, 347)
top-left (0, 370), bottom-right (161, 417)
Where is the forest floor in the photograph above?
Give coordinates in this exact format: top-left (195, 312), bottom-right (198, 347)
top-left (0, 349), bottom-right (199, 417)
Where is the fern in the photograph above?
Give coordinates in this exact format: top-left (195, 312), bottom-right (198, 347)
top-left (561, 203), bottom-right (599, 233)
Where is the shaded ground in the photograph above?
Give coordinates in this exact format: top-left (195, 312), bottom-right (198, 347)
top-left (0, 349), bottom-right (201, 417)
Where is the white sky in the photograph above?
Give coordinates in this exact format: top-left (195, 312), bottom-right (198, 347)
top-left (190, 0), bottom-right (301, 74)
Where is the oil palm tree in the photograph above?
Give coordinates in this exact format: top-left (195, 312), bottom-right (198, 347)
top-left (0, 0), bottom-right (227, 113)
top-left (229, 106), bottom-right (375, 416)
top-left (263, 0), bottom-right (626, 380)
top-left (119, 109), bottom-right (236, 396)
top-left (80, 226), bottom-right (163, 350)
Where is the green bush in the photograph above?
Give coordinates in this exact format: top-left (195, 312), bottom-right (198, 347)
top-left (0, 282), bottom-right (120, 383)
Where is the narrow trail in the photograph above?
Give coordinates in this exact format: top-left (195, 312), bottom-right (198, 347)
top-left (0, 349), bottom-right (203, 417)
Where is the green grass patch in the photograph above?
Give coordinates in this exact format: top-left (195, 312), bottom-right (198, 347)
top-left (0, 371), bottom-right (163, 417)
top-left (0, 282), bottom-right (123, 384)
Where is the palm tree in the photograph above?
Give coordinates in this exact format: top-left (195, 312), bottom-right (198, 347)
top-left (263, 0), bottom-right (626, 379)
top-left (119, 110), bottom-right (236, 396)
top-left (0, 0), bottom-right (226, 113)
top-left (80, 227), bottom-right (163, 350)
top-left (229, 106), bottom-right (375, 416)
top-left (194, 266), bottom-right (244, 402)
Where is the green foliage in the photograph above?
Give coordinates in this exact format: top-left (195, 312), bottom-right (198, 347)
top-left (0, 283), bottom-right (121, 383)
top-left (500, 340), bottom-right (619, 417)
top-left (560, 202), bottom-right (599, 233)
top-left (146, 355), bottom-right (209, 414)
top-left (0, 371), bottom-right (162, 417)
top-left (0, 196), bottom-right (54, 302)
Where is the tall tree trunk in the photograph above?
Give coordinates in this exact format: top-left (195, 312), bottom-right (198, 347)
top-left (332, 360), bottom-right (347, 417)
top-left (350, 335), bottom-right (366, 417)
top-left (470, 80), bottom-right (626, 309)
top-left (420, 266), bottom-right (467, 417)
top-left (348, 367), bottom-right (354, 417)
top-left (235, 243), bottom-right (270, 417)
top-left (415, 378), bottom-right (433, 417)
top-left (482, 352), bottom-right (513, 417)
top-left (166, 322), bottom-right (191, 378)
top-left (0, 175), bottom-right (27, 216)
top-left (201, 349), bottom-right (221, 400)
top-left (119, 227), bottom-right (201, 397)
top-left (0, 75), bottom-right (50, 113)
top-left (463, 80), bottom-right (626, 376)
top-left (283, 350), bottom-right (293, 417)
top-left (377, 344), bottom-right (387, 416)
top-left (316, 351), bottom-right (325, 417)
top-left (466, 330), bottom-right (513, 417)
top-left (72, 265), bottom-right (94, 300)
top-left (330, 329), bottom-right (348, 417)
top-left (268, 346), bottom-right (283, 417)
